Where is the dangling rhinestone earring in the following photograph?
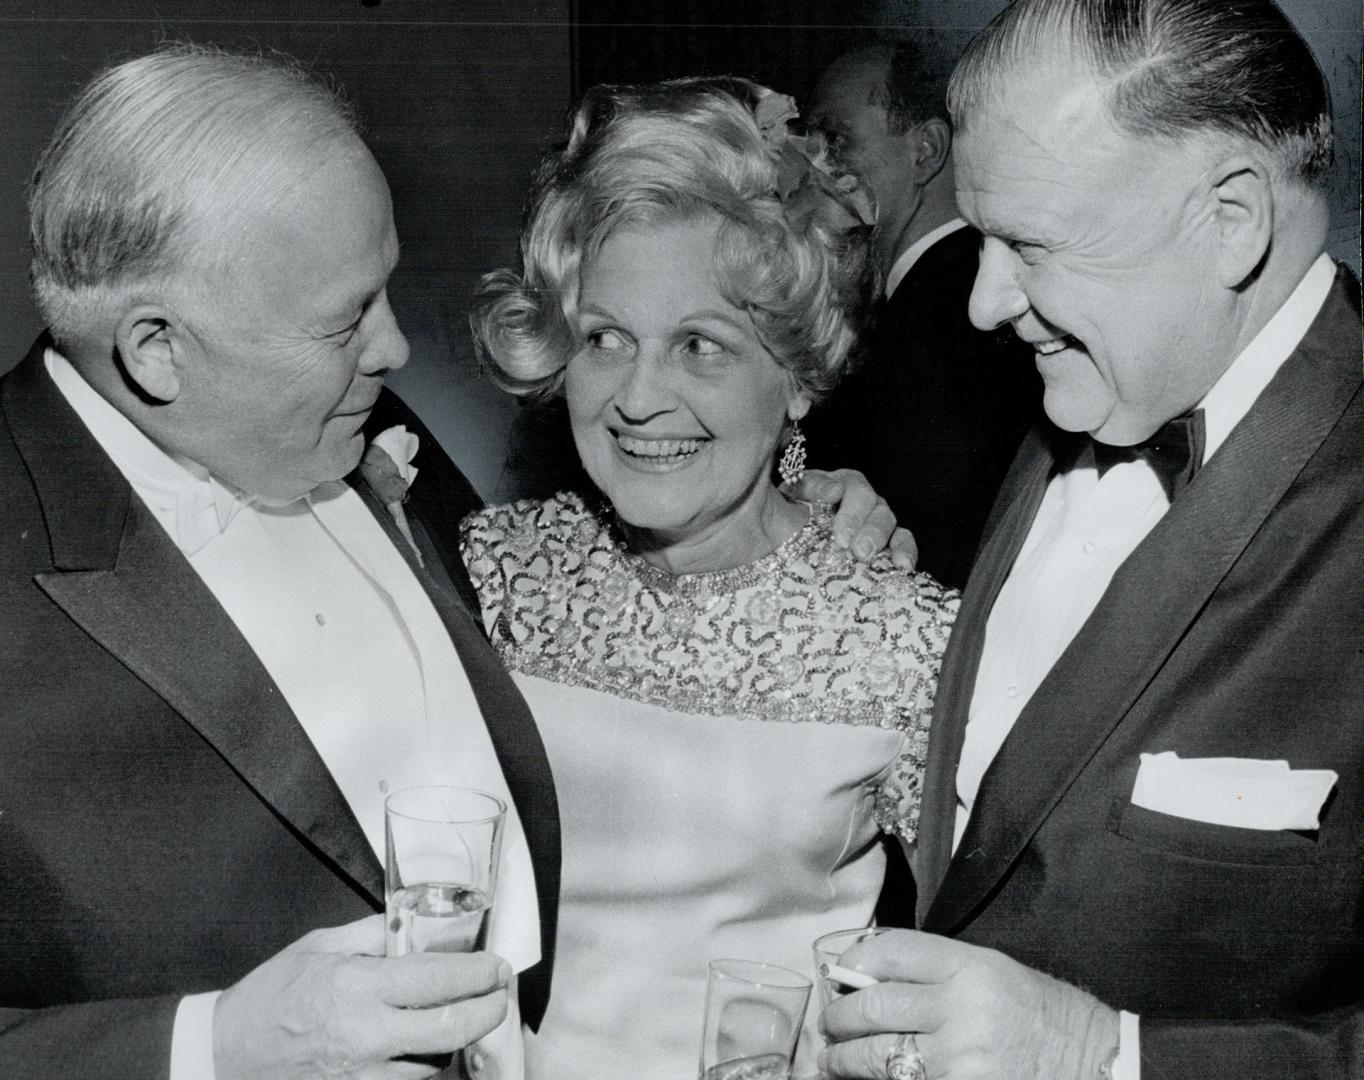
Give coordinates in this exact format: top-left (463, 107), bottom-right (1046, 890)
top-left (778, 421), bottom-right (807, 486)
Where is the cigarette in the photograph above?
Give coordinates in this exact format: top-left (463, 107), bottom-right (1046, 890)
top-left (819, 963), bottom-right (879, 989)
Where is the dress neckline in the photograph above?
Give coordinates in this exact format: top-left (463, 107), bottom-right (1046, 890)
top-left (610, 500), bottom-right (832, 599)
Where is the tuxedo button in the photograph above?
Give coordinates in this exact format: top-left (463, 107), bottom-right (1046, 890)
top-left (1082, 540), bottom-right (1097, 554)
top-left (1006, 685), bottom-right (1020, 699)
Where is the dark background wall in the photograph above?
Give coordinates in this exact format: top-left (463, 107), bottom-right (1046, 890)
top-left (0, 0), bottom-right (1356, 498)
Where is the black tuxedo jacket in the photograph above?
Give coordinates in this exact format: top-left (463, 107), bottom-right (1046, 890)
top-left (914, 270), bottom-right (1363, 1077)
top-left (0, 336), bottom-right (559, 1078)
top-left (808, 225), bottom-right (1041, 590)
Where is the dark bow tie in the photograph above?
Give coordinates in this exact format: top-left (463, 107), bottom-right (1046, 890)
top-left (1092, 410), bottom-right (1206, 501)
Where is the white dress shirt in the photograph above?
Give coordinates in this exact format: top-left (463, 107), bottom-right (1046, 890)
top-left (884, 217), bottom-right (969, 300)
top-left (954, 253), bottom-right (1336, 1079)
top-left (45, 351), bottom-right (538, 1080)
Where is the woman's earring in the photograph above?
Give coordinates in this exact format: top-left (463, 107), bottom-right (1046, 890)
top-left (779, 422), bottom-right (807, 486)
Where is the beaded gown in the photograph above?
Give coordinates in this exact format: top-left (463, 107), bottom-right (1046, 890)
top-left (460, 492), bottom-right (958, 1080)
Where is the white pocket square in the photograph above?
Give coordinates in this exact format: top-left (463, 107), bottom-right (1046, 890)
top-left (1132, 751), bottom-right (1337, 831)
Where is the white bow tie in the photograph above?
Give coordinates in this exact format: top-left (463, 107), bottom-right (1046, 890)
top-left (148, 464), bottom-right (256, 556)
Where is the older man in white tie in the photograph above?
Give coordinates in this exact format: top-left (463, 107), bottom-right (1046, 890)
top-left (0, 45), bottom-right (560, 1080)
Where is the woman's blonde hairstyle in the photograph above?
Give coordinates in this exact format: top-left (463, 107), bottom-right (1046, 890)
top-left (470, 76), bottom-right (876, 403)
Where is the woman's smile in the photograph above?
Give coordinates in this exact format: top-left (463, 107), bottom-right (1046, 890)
top-left (612, 431), bottom-right (710, 468)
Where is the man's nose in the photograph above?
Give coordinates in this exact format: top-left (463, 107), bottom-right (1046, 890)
top-left (612, 345), bottom-right (676, 424)
top-left (359, 291), bottom-right (410, 375)
top-left (968, 237), bottom-right (1029, 331)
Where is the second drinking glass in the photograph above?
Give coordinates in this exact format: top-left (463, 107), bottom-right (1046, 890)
top-left (384, 785), bottom-right (506, 956)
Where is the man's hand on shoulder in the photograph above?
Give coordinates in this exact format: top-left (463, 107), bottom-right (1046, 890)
top-left (213, 916), bottom-right (510, 1080)
top-left (786, 468), bottom-right (918, 570)
top-left (819, 930), bottom-right (1119, 1080)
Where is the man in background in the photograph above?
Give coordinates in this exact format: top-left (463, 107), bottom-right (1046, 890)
top-left (807, 40), bottom-right (1038, 589)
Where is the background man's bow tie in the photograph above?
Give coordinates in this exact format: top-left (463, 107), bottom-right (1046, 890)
top-left (1092, 410), bottom-right (1206, 502)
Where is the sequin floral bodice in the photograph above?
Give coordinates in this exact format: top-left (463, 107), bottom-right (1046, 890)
top-left (460, 491), bottom-right (958, 841)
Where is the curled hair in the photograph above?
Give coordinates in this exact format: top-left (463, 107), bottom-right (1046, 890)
top-left (470, 76), bottom-right (877, 403)
top-left (30, 42), bottom-right (360, 342)
top-left (948, 0), bottom-right (1334, 188)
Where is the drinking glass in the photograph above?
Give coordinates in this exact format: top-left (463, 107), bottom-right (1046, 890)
top-left (384, 785), bottom-right (506, 956)
top-left (811, 926), bottom-right (893, 1011)
top-left (697, 959), bottom-right (812, 1080)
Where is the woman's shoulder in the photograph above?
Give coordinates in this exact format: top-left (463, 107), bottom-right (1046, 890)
top-left (795, 520), bottom-right (961, 631)
top-left (461, 489), bottom-right (600, 548)
top-left (460, 490), bottom-right (608, 586)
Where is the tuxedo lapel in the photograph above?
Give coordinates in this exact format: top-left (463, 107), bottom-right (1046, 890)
top-left (4, 340), bottom-right (383, 903)
top-left (923, 273), bottom-right (1362, 933)
top-left (351, 472), bottom-right (561, 1029)
top-left (35, 510), bottom-right (386, 903)
top-left (914, 426), bottom-right (1057, 921)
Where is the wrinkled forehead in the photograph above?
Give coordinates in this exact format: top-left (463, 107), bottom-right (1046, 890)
top-left (961, 55), bottom-right (1116, 145)
top-left (953, 74), bottom-right (1169, 244)
top-left (956, 63), bottom-right (1139, 193)
top-left (582, 200), bottom-right (720, 271)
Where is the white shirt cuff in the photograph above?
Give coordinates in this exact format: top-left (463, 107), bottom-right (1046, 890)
top-left (170, 991), bottom-right (221, 1080)
top-left (1113, 1010), bottom-right (1139, 1080)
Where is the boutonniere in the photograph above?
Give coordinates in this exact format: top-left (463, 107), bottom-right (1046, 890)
top-left (361, 425), bottom-right (424, 566)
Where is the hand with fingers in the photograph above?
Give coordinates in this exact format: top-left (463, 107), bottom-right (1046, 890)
top-left (818, 930), bottom-right (1119, 1080)
top-left (213, 915), bottom-right (512, 1080)
top-left (785, 468), bottom-right (919, 570)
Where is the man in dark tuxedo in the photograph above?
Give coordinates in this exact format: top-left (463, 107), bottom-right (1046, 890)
top-left (807, 41), bottom-right (1039, 589)
top-left (821, 2), bottom-right (1361, 1078)
top-left (0, 45), bottom-right (561, 1080)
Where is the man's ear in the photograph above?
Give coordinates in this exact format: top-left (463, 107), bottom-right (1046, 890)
top-left (909, 118), bottom-right (952, 185)
top-left (113, 305), bottom-right (188, 403)
top-left (1210, 156), bottom-right (1274, 289)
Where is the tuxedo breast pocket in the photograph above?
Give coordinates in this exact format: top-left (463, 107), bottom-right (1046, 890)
top-left (1105, 750), bottom-right (1334, 866)
top-left (1107, 799), bottom-right (1321, 866)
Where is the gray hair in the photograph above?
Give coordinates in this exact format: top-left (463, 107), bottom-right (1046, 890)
top-left (30, 43), bottom-right (361, 342)
top-left (948, 0), bottom-right (1334, 188)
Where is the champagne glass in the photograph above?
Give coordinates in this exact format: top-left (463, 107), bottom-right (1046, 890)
top-left (811, 926), bottom-right (892, 1011)
top-left (384, 785), bottom-right (506, 956)
top-left (698, 959), bottom-right (811, 1080)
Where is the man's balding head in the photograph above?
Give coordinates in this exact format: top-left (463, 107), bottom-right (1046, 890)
top-left (28, 44), bottom-right (409, 501)
top-left (30, 43), bottom-right (363, 346)
top-left (947, 0), bottom-right (1333, 190)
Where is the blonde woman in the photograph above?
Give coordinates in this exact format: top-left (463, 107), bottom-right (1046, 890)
top-left (465, 78), bottom-right (958, 1079)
